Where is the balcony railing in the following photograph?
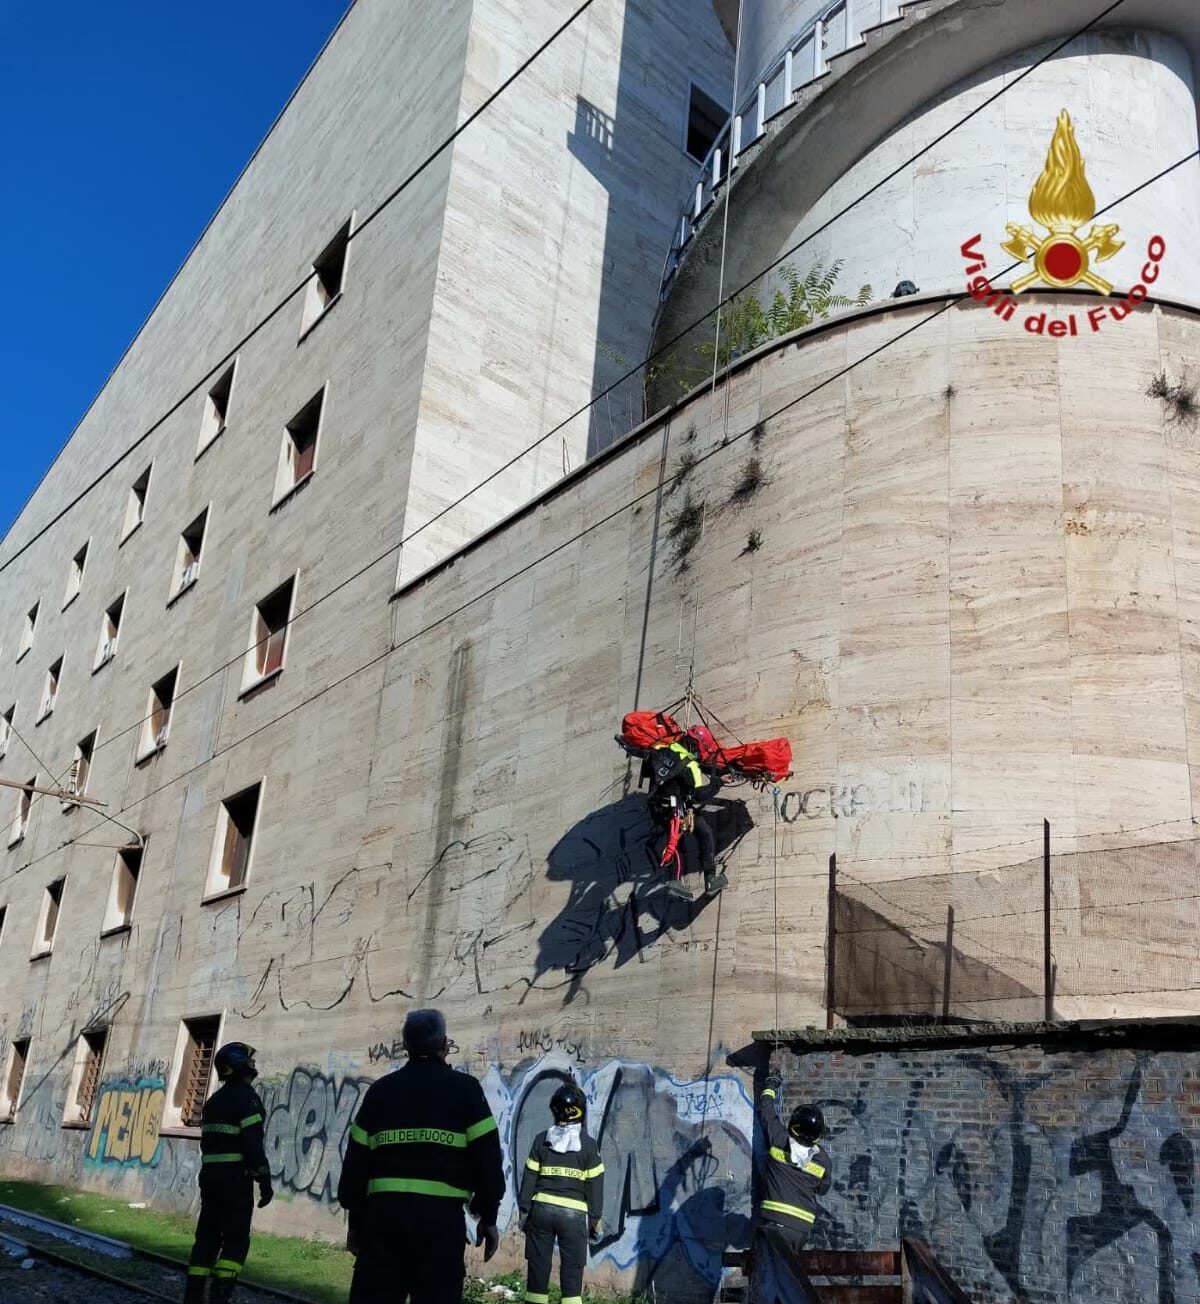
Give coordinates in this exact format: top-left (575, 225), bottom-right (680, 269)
top-left (659, 0), bottom-right (903, 300)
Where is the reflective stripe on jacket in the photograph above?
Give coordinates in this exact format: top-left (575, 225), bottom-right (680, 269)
top-left (518, 1131), bottom-right (604, 1219)
top-left (651, 741), bottom-right (706, 790)
top-left (199, 1080), bottom-right (268, 1178)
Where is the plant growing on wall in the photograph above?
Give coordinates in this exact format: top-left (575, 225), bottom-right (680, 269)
top-left (646, 261), bottom-right (871, 412)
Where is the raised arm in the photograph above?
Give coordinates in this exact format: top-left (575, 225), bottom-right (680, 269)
top-left (757, 1073), bottom-right (790, 1153)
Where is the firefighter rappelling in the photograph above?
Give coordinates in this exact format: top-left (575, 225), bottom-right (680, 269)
top-left (617, 694), bottom-right (792, 901)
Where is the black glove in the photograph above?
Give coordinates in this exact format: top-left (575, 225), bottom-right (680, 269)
top-left (518, 1211), bottom-right (528, 1232)
top-left (257, 1179), bottom-right (274, 1209)
top-left (588, 1217), bottom-right (602, 1241)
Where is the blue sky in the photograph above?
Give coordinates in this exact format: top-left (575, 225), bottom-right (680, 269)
top-left (0, 0), bottom-right (350, 538)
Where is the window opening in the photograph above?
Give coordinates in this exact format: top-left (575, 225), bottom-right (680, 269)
top-left (244, 578), bottom-right (294, 688)
top-left (95, 594), bottom-right (125, 669)
top-left (172, 509), bottom-right (208, 598)
top-left (198, 360), bottom-right (236, 456)
top-left (686, 83), bottom-right (727, 163)
top-left (33, 877), bottom-right (64, 957)
top-left (300, 219), bottom-right (352, 335)
top-left (122, 465), bottom-right (152, 539)
top-left (8, 776), bottom-right (35, 846)
top-left (103, 844), bottom-right (143, 933)
top-left (171, 1016), bottom-right (220, 1129)
top-left (18, 603), bottom-right (38, 660)
top-left (64, 1028), bottom-right (107, 1126)
top-left (140, 667), bottom-right (178, 758)
top-left (64, 543), bottom-right (89, 608)
top-left (1, 1038), bottom-right (29, 1121)
top-left (39, 659), bottom-right (61, 721)
top-left (206, 782), bottom-right (261, 897)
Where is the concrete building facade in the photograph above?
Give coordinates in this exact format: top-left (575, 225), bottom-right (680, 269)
top-left (0, 1), bottom-right (1197, 1298)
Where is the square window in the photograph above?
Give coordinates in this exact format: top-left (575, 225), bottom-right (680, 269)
top-left (300, 218), bottom-right (352, 337)
top-left (241, 578), bottom-right (295, 692)
top-left (273, 388), bottom-right (325, 505)
top-left (8, 776), bottom-right (35, 847)
top-left (0, 705), bottom-right (13, 760)
top-left (95, 594), bottom-right (125, 670)
top-left (171, 509), bottom-right (209, 600)
top-left (204, 782), bottom-right (262, 898)
top-left (122, 465), bottom-right (153, 541)
top-left (165, 1014), bottom-right (221, 1130)
top-left (0, 1038), bottom-right (30, 1122)
top-left (198, 360), bottom-right (237, 457)
top-left (63, 1028), bottom-right (107, 1126)
top-left (103, 843), bottom-right (142, 933)
top-left (38, 659), bottom-right (62, 722)
top-left (64, 543), bottom-right (89, 609)
top-left (32, 877), bottom-right (64, 958)
top-left (686, 83), bottom-right (727, 163)
top-left (18, 603), bottom-right (38, 661)
top-left (64, 732), bottom-right (96, 810)
top-left (138, 667), bottom-right (179, 759)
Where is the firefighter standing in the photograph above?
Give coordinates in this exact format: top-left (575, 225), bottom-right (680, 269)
top-left (518, 1082), bottom-right (604, 1304)
top-left (186, 1042), bottom-right (273, 1304)
top-left (337, 1008), bottom-right (505, 1304)
top-left (648, 723), bottom-right (727, 901)
top-left (750, 1074), bottom-right (831, 1304)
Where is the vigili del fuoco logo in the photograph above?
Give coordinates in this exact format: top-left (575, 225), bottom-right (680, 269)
top-left (960, 109), bottom-right (1166, 336)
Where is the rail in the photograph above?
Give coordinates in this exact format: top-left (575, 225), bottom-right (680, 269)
top-left (0, 1200), bottom-right (316, 1304)
top-left (659, 0), bottom-right (903, 300)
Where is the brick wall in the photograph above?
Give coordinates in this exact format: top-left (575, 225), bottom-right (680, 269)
top-left (765, 1023), bottom-right (1199, 1304)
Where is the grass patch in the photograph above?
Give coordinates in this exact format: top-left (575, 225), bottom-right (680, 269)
top-left (729, 456), bottom-right (766, 506)
top-left (0, 1179), bottom-right (351, 1302)
top-left (669, 448), bottom-right (698, 494)
top-left (1147, 369), bottom-right (1198, 425)
top-left (750, 421), bottom-right (766, 448)
top-left (741, 529), bottom-right (763, 555)
top-left (667, 489), bottom-right (705, 573)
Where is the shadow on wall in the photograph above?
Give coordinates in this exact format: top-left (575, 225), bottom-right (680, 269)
top-left (531, 794), bottom-right (752, 1004)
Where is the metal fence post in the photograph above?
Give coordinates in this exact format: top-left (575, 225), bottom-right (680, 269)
top-left (825, 852), bottom-right (837, 1029)
top-left (942, 905), bottom-right (955, 1023)
top-left (1043, 818), bottom-right (1053, 1022)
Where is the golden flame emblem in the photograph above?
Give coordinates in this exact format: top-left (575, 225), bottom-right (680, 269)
top-left (1002, 110), bottom-right (1123, 294)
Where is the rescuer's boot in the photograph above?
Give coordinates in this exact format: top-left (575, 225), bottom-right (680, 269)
top-left (665, 879), bottom-right (693, 902)
top-left (209, 1278), bottom-right (237, 1304)
top-left (183, 1274), bottom-right (209, 1304)
top-left (704, 870), bottom-right (728, 896)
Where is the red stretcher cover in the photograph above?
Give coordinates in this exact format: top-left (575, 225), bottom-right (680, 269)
top-left (618, 711), bottom-right (792, 781)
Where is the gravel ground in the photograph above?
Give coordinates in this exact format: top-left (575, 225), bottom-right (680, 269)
top-left (0, 1241), bottom-right (296, 1303)
top-left (0, 1254), bottom-right (158, 1302)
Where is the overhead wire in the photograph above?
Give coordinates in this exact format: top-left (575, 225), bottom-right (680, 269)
top-left (4, 0), bottom-right (1148, 806)
top-left (0, 0), bottom-right (1130, 591)
top-left (6, 141), bottom-right (1195, 893)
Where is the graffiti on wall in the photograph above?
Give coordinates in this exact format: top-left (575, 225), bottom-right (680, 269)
top-left (261, 1067), bottom-right (372, 1203)
top-left (85, 1077), bottom-right (165, 1168)
top-left (787, 1048), bottom-right (1199, 1304)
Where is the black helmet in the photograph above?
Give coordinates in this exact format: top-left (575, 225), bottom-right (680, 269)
top-left (549, 1082), bottom-right (586, 1124)
top-left (214, 1042), bottom-right (258, 1081)
top-left (788, 1104), bottom-right (823, 1144)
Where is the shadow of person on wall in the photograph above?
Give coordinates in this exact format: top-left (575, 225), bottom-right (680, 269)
top-left (629, 1135), bottom-right (752, 1304)
top-left (525, 791), bottom-right (752, 1004)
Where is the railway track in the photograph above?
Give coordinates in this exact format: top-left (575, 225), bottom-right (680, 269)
top-left (0, 1201), bottom-right (315, 1303)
